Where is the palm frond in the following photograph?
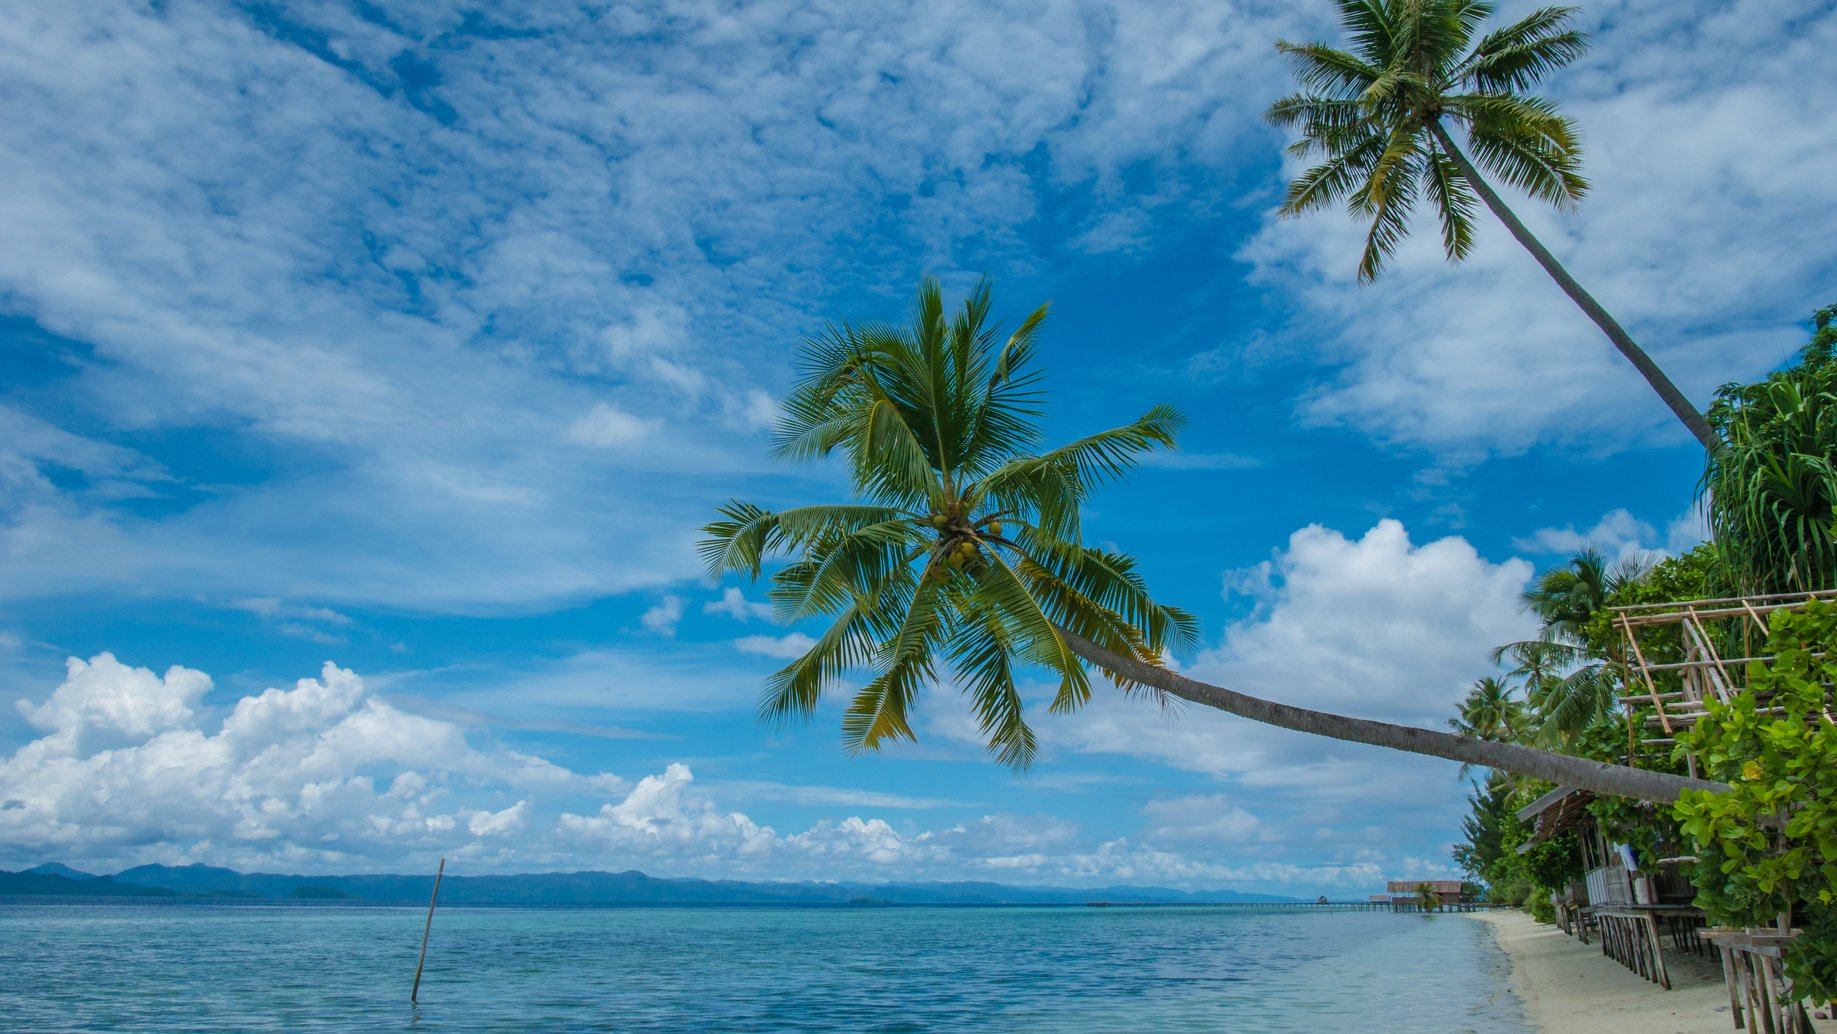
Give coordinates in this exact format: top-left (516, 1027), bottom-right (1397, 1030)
top-left (1278, 131), bottom-right (1386, 216)
top-left (1424, 139), bottom-right (1479, 260)
top-left (1271, 40), bottom-right (1381, 98)
top-left (841, 575), bottom-right (948, 751)
top-left (1349, 127), bottom-right (1425, 281)
top-left (1333, 0), bottom-right (1396, 64)
top-left (1450, 94), bottom-right (1587, 207)
top-left (1458, 6), bottom-right (1587, 92)
top-left (949, 605), bottom-right (1037, 767)
top-left (974, 550), bottom-right (1091, 715)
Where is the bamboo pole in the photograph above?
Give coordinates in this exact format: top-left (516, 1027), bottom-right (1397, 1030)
top-left (411, 858), bottom-right (445, 1004)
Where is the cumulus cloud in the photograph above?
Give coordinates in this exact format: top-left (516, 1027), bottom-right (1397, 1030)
top-left (734, 632), bottom-right (817, 660)
top-left (704, 587), bottom-right (776, 623)
top-left (640, 595), bottom-right (685, 636)
top-left (18, 653), bottom-right (210, 754)
top-left (558, 763), bottom-right (776, 859)
top-left (1515, 502), bottom-right (1711, 563)
top-left (567, 403), bottom-right (661, 449)
top-left (923, 519), bottom-right (1537, 857)
top-left (1202, 520), bottom-right (1533, 726)
top-left (0, 655), bottom-right (618, 872)
top-left (3, 653), bottom-right (1397, 888)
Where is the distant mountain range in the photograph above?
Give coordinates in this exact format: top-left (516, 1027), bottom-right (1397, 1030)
top-left (0, 862), bottom-right (1302, 907)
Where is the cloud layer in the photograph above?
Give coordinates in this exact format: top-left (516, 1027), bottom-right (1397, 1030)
top-left (4, 652), bottom-right (1416, 888)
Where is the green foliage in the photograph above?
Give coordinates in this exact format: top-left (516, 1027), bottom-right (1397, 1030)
top-left (701, 279), bottom-right (1196, 768)
top-left (1266, 0), bottom-right (1589, 280)
top-left (1453, 775), bottom-right (1514, 881)
top-left (1787, 904), bottom-right (1837, 1005)
top-left (1526, 893), bottom-right (1557, 925)
top-left (1452, 776), bottom-right (1580, 917)
top-left (1702, 305), bottom-right (1837, 595)
top-left (1674, 601), bottom-right (1837, 999)
top-left (1416, 882), bottom-right (1440, 912)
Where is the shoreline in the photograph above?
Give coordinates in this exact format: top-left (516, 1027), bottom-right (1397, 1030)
top-left (1473, 909), bottom-right (1835, 1034)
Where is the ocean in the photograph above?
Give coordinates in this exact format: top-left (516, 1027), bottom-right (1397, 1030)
top-left (0, 902), bottom-right (1529, 1032)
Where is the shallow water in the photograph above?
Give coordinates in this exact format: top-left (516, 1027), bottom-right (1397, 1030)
top-left (0, 902), bottom-right (1528, 1032)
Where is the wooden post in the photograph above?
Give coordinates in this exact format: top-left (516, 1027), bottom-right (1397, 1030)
top-left (411, 858), bottom-right (445, 1004)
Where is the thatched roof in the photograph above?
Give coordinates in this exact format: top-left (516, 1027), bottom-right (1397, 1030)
top-left (1515, 785), bottom-right (1598, 852)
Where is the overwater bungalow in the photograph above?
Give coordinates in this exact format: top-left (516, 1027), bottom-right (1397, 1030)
top-left (1384, 879), bottom-right (1471, 911)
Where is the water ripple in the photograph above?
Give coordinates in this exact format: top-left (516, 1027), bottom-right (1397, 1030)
top-left (0, 902), bottom-right (1529, 1032)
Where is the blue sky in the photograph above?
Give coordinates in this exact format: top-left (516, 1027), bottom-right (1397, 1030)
top-left (1, 0), bottom-right (1833, 895)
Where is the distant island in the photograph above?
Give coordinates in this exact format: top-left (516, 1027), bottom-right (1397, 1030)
top-left (0, 862), bottom-right (1302, 908)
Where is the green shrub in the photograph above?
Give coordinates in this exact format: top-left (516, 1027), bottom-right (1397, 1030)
top-left (1674, 600), bottom-right (1837, 1000)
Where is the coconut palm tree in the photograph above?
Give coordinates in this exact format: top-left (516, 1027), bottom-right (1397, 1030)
top-left (1448, 675), bottom-right (1524, 784)
top-left (702, 279), bottom-right (1720, 801)
top-left (1265, 0), bottom-right (1716, 450)
top-left (1449, 675), bottom-right (1522, 743)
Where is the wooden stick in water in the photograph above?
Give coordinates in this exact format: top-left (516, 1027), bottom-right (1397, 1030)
top-left (411, 858), bottom-right (445, 1004)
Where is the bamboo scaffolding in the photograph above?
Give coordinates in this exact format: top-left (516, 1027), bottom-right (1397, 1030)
top-left (1615, 592), bottom-right (1834, 774)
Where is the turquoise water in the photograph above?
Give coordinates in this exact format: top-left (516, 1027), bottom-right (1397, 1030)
top-left (0, 903), bottom-right (1528, 1032)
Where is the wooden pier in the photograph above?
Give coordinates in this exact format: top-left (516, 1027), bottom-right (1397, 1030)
top-left (1082, 899), bottom-right (1393, 912)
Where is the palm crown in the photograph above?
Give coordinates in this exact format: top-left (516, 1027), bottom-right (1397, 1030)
top-left (701, 279), bottom-right (1197, 767)
top-left (1268, 0), bottom-right (1590, 280)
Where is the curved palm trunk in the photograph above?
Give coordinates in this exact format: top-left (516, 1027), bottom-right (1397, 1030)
top-left (1057, 629), bottom-right (1727, 802)
top-left (1428, 121), bottom-right (1719, 453)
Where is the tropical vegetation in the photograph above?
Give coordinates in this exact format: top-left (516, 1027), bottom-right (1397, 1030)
top-left (1676, 601), bottom-right (1837, 1001)
top-left (1702, 304), bottom-right (1837, 595)
top-left (1266, 0), bottom-right (1715, 449)
top-left (1450, 309), bottom-right (1835, 980)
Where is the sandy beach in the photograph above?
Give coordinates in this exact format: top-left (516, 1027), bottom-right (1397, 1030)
top-left (1475, 909), bottom-right (1834, 1034)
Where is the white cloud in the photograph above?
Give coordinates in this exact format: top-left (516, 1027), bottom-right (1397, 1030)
top-left (640, 595), bottom-right (685, 636)
top-left (1512, 507), bottom-right (1657, 560)
top-left (1198, 520), bottom-right (1534, 726)
top-left (1141, 794), bottom-right (1263, 844)
top-left (1244, 0), bottom-right (1837, 456)
top-left (1514, 502), bottom-right (1712, 563)
top-left (704, 587), bottom-right (776, 623)
top-left (919, 519), bottom-right (1534, 857)
top-left (1666, 503), bottom-right (1711, 555)
top-left (2, 653), bottom-right (1431, 890)
top-left (0, 654), bottom-right (621, 872)
top-left (733, 632), bottom-right (817, 660)
top-left (18, 653), bottom-right (210, 754)
top-left (558, 763), bottom-right (777, 859)
top-left (0, 0), bottom-right (1316, 616)
top-left (567, 403), bottom-right (660, 449)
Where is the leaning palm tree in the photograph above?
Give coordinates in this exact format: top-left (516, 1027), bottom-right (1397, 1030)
top-left (1266, 1), bottom-right (1717, 450)
top-left (702, 279), bottom-right (1720, 800)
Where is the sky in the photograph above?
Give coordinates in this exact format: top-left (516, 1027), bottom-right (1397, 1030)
top-left (1, 0), bottom-right (1834, 896)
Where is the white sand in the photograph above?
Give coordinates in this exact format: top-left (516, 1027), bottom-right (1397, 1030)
top-left (1473, 909), bottom-right (1835, 1034)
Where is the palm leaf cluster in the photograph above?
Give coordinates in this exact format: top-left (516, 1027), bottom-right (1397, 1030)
top-left (1702, 307), bottom-right (1837, 595)
top-left (1267, 0), bottom-right (1589, 280)
top-left (701, 279), bottom-right (1197, 767)
top-left (1490, 548), bottom-right (1651, 746)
